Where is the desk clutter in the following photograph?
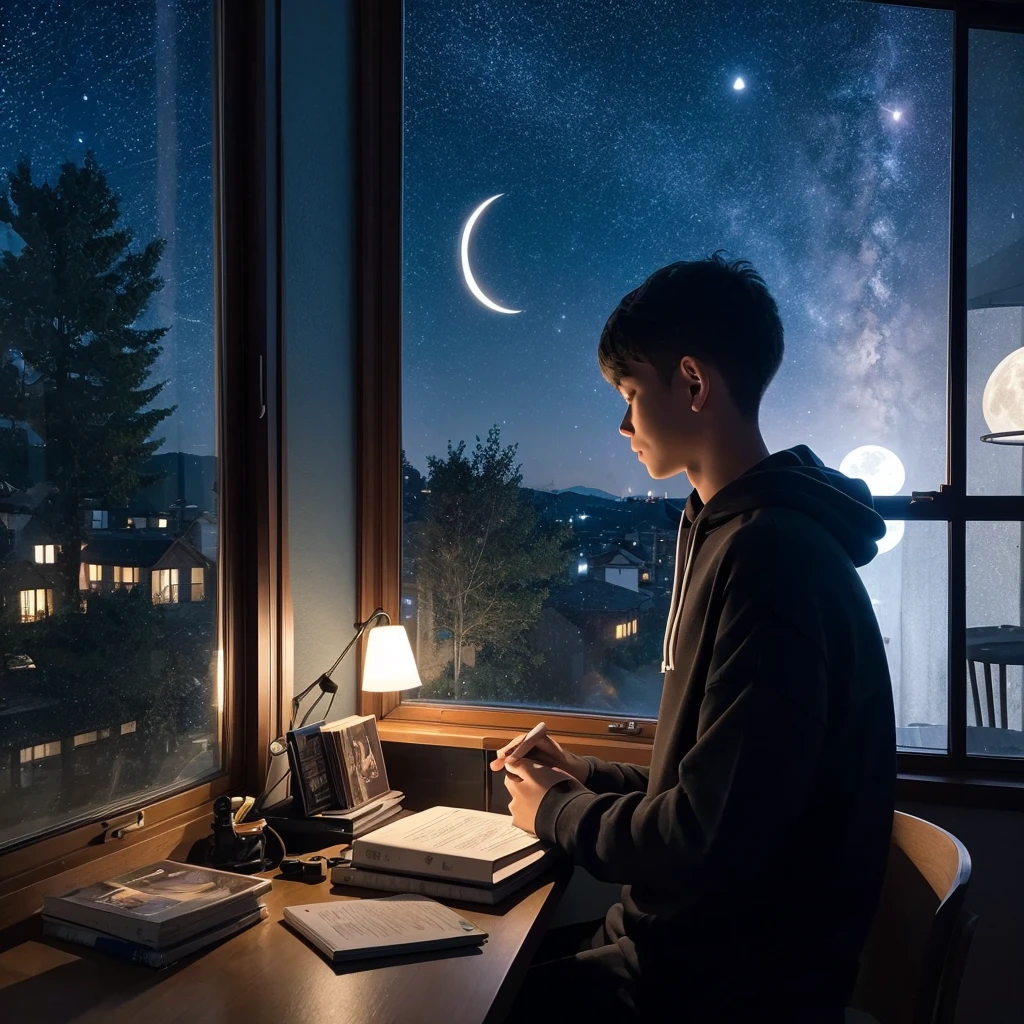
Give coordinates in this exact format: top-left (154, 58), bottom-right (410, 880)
top-left (261, 714), bottom-right (407, 846)
top-left (40, 861), bottom-right (271, 967)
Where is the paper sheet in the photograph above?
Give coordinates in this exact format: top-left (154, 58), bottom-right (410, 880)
top-left (367, 807), bottom-right (536, 859)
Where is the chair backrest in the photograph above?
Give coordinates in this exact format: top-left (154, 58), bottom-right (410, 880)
top-left (850, 811), bottom-right (972, 1024)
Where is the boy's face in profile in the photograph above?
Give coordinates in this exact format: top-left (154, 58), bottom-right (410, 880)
top-left (615, 358), bottom-right (696, 481)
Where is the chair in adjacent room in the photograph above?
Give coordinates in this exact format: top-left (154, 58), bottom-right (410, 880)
top-left (845, 810), bottom-right (977, 1024)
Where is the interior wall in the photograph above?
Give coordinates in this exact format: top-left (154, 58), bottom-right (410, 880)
top-left (280, 0), bottom-right (358, 721)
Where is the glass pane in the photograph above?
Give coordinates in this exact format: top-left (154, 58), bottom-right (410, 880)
top-left (967, 29), bottom-right (1024, 494)
top-left (0, 0), bottom-right (219, 848)
top-left (402, 0), bottom-right (951, 711)
top-left (966, 522), bottom-right (1024, 756)
top-left (858, 521), bottom-right (948, 752)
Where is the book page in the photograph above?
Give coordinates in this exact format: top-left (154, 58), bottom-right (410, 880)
top-left (369, 807), bottom-right (537, 859)
top-left (286, 895), bottom-right (485, 952)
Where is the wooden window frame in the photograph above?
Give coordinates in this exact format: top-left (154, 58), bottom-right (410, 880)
top-left (356, 0), bottom-right (1024, 793)
top-left (0, 0), bottom-right (287, 928)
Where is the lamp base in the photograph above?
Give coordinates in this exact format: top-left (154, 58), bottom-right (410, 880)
top-left (261, 797), bottom-right (407, 852)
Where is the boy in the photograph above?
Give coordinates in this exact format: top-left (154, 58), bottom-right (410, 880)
top-left (493, 253), bottom-right (896, 1023)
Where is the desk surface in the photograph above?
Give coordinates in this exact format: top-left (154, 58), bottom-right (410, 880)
top-left (0, 853), bottom-right (570, 1024)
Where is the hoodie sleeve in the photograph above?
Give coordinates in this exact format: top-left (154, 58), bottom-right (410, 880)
top-left (532, 620), bottom-right (828, 891)
top-left (579, 757), bottom-right (649, 795)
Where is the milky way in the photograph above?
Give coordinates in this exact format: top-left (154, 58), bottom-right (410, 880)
top-left (402, 0), bottom-right (964, 495)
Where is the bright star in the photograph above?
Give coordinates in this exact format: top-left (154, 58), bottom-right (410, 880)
top-left (82, 94), bottom-right (88, 101)
top-left (733, 77), bottom-right (745, 91)
top-left (881, 105), bottom-right (902, 122)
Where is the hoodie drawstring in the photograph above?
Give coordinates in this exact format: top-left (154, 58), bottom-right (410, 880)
top-left (662, 514), bottom-right (704, 673)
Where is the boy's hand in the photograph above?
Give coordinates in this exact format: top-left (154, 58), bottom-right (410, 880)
top-left (503, 759), bottom-right (580, 835)
top-left (490, 730), bottom-right (590, 784)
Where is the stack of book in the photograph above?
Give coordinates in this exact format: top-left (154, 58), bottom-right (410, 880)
top-left (330, 805), bottom-right (557, 905)
top-left (41, 860), bottom-right (271, 967)
top-left (278, 714), bottom-right (405, 840)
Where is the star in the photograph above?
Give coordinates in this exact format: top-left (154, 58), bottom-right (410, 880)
top-left (733, 77), bottom-right (745, 91)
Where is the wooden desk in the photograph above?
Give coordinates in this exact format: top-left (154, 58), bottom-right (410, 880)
top-left (0, 854), bottom-right (570, 1024)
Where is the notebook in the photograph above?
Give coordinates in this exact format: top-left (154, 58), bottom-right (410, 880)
top-left (283, 894), bottom-right (488, 962)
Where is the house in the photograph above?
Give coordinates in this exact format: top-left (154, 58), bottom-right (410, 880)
top-left (78, 532), bottom-right (213, 605)
top-left (587, 547), bottom-right (647, 592)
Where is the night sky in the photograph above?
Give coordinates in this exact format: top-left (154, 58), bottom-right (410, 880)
top-left (0, 0), bottom-right (214, 457)
top-left (403, 0), bottom-right (964, 497)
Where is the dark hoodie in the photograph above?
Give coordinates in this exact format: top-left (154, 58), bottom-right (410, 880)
top-left (534, 445), bottom-right (896, 1014)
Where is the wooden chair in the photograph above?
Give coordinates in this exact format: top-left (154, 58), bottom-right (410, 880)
top-left (846, 811), bottom-right (975, 1024)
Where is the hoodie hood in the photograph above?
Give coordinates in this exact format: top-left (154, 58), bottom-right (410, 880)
top-left (662, 444), bottom-right (885, 672)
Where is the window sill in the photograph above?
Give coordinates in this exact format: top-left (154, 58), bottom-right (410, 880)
top-left (377, 719), bottom-right (654, 765)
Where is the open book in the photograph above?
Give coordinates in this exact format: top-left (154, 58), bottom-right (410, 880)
top-left (283, 894), bottom-right (487, 962)
top-left (350, 806), bottom-right (543, 884)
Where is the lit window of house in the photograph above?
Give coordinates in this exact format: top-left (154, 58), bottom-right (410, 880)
top-left (92, 510), bottom-right (108, 529)
top-left (158, 518), bottom-right (168, 529)
top-left (33, 544), bottom-right (56, 564)
top-left (191, 566), bottom-right (205, 601)
top-left (152, 568), bottom-right (179, 604)
top-left (120, 721), bottom-right (136, 735)
top-left (73, 731), bottom-right (98, 747)
top-left (19, 589), bottom-right (53, 623)
top-left (114, 565), bottom-right (139, 588)
top-left (19, 740), bottom-right (61, 762)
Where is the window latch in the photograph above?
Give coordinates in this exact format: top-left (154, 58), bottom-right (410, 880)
top-left (100, 810), bottom-right (144, 842)
top-left (607, 720), bottom-right (642, 735)
top-left (910, 490), bottom-right (938, 503)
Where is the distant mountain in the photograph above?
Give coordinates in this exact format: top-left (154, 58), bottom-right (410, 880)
top-left (555, 486), bottom-right (621, 502)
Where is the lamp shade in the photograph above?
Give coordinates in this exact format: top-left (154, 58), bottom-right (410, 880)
top-left (362, 624), bottom-right (423, 692)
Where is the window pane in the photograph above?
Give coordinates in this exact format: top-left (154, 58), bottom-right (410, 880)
top-left (967, 30), bottom-right (1024, 494)
top-left (857, 521), bottom-right (948, 752)
top-left (402, 0), bottom-right (951, 711)
top-left (0, 0), bottom-right (219, 848)
top-left (966, 522), bottom-right (1024, 756)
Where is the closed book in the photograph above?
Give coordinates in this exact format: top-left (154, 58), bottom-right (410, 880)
top-left (283, 893), bottom-right (487, 963)
top-left (42, 861), bottom-right (272, 949)
top-left (331, 847), bottom-right (555, 905)
top-left (350, 806), bottom-right (543, 885)
top-left (41, 905), bottom-right (269, 967)
top-left (287, 724), bottom-right (334, 816)
top-left (318, 790), bottom-right (404, 829)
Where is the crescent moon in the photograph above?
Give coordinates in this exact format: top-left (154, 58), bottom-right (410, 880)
top-left (460, 194), bottom-right (522, 314)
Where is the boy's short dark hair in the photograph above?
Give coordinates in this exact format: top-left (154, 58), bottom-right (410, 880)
top-left (597, 251), bottom-right (784, 421)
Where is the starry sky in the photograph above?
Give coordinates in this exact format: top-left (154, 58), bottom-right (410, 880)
top-left (0, 0), bottom-right (214, 457)
top-left (402, 0), bottom-right (966, 497)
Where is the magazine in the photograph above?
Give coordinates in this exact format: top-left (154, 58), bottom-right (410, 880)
top-left (42, 860), bottom-right (271, 948)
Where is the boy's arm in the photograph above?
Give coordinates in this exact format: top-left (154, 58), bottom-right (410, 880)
top-left (533, 620), bottom-right (828, 892)
top-left (579, 757), bottom-right (650, 795)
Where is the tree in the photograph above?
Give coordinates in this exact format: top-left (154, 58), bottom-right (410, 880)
top-left (419, 426), bottom-right (572, 698)
top-left (0, 153), bottom-right (174, 603)
top-left (401, 449), bottom-right (426, 524)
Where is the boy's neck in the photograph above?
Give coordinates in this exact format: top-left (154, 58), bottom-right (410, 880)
top-left (688, 426), bottom-right (770, 506)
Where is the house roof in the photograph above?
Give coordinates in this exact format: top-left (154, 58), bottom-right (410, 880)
top-left (80, 532), bottom-right (180, 568)
top-left (548, 578), bottom-right (652, 614)
top-left (590, 547), bottom-right (646, 568)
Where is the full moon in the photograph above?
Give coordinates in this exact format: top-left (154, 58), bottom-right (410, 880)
top-left (460, 194), bottom-right (522, 315)
top-left (982, 346), bottom-right (1024, 434)
top-left (876, 520), bottom-right (905, 555)
top-left (839, 445), bottom-right (906, 495)
top-left (733, 77), bottom-right (745, 90)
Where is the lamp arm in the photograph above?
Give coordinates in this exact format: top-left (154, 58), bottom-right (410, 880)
top-left (324, 608), bottom-right (391, 679)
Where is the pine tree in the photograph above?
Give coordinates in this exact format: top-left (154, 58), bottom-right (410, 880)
top-left (0, 153), bottom-right (174, 604)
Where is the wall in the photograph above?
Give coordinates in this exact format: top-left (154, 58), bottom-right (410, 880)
top-left (281, 0), bottom-right (358, 719)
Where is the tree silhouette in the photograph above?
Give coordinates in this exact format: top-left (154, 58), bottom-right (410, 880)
top-left (0, 153), bottom-right (174, 603)
top-left (419, 426), bottom-right (571, 698)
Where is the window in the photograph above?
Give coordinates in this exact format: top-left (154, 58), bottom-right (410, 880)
top-left (0, 0), bottom-right (221, 851)
top-left (114, 565), bottom-right (140, 588)
top-left (33, 544), bottom-right (55, 564)
top-left (158, 518), bottom-right (168, 529)
top-left (191, 566), bottom-right (205, 602)
top-left (401, 0), bottom-right (951, 716)
top-left (152, 568), bottom-right (181, 605)
top-left (19, 589), bottom-right (52, 623)
top-left (377, 0), bottom-right (1024, 773)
